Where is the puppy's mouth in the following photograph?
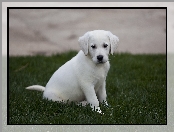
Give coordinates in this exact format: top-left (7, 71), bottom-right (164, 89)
top-left (97, 60), bottom-right (107, 64)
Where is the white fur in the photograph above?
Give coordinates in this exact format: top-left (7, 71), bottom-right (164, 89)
top-left (26, 30), bottom-right (119, 114)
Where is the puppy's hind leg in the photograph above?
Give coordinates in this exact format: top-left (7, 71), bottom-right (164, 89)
top-left (77, 101), bottom-right (88, 106)
top-left (43, 91), bottom-right (63, 102)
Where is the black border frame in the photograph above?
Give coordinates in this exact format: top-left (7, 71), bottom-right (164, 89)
top-left (7, 7), bottom-right (167, 125)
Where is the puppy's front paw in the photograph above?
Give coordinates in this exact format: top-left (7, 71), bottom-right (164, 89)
top-left (95, 107), bottom-right (105, 115)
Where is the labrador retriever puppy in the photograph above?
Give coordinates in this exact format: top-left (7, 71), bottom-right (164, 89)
top-left (26, 30), bottom-right (119, 114)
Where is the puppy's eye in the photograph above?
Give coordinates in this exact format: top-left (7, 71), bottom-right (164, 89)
top-left (103, 44), bottom-right (108, 48)
top-left (91, 45), bottom-right (96, 49)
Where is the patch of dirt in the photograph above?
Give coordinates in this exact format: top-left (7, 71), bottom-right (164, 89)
top-left (9, 9), bottom-right (166, 56)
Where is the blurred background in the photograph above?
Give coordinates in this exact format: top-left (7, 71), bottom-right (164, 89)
top-left (9, 9), bottom-right (166, 56)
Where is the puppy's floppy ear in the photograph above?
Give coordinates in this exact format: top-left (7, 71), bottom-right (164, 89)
top-left (107, 31), bottom-right (119, 55)
top-left (78, 32), bottom-right (90, 55)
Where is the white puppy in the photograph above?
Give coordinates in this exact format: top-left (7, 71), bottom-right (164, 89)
top-left (26, 30), bottom-right (119, 113)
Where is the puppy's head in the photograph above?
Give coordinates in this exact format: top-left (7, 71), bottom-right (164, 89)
top-left (78, 30), bottom-right (119, 64)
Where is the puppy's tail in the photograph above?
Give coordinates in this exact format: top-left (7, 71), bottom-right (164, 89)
top-left (26, 85), bottom-right (45, 92)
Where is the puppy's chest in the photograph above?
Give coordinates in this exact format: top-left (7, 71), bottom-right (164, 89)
top-left (89, 67), bottom-right (107, 85)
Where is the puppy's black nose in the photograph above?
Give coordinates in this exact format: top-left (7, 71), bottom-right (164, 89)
top-left (97, 55), bottom-right (103, 61)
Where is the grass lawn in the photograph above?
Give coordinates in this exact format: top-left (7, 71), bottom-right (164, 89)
top-left (8, 51), bottom-right (166, 124)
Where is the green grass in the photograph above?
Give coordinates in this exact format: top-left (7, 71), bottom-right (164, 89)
top-left (9, 51), bottom-right (166, 124)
